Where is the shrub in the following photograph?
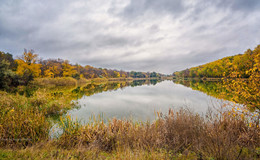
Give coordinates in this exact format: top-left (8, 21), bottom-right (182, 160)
top-left (0, 97), bottom-right (49, 148)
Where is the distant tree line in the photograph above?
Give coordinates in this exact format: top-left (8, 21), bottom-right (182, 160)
top-left (174, 45), bottom-right (260, 78)
top-left (0, 49), bottom-right (162, 90)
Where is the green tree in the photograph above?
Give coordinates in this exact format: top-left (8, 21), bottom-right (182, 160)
top-left (0, 60), bottom-right (16, 90)
top-left (0, 52), bottom-right (18, 90)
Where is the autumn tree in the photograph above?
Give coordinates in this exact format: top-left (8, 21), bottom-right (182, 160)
top-left (62, 60), bottom-right (77, 77)
top-left (226, 45), bottom-right (260, 110)
top-left (174, 45), bottom-right (260, 110)
top-left (40, 59), bottom-right (63, 78)
top-left (15, 49), bottom-right (42, 84)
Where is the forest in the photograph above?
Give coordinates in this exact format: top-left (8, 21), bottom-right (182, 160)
top-left (174, 45), bottom-right (260, 79)
top-left (173, 45), bottom-right (260, 110)
top-left (0, 49), bottom-right (162, 91)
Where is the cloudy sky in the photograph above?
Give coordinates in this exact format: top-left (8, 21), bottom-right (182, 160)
top-left (0, 0), bottom-right (259, 74)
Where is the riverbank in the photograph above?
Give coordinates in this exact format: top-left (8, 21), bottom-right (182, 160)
top-left (0, 108), bottom-right (259, 159)
top-left (174, 77), bottom-right (252, 82)
top-left (175, 77), bottom-right (222, 81)
top-left (0, 79), bottom-right (259, 159)
top-left (0, 88), bottom-right (259, 159)
top-left (32, 77), bottom-right (161, 87)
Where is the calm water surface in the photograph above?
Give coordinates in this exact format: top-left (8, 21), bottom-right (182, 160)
top-left (67, 80), bottom-right (226, 123)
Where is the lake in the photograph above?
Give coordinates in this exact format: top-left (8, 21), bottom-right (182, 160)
top-left (66, 80), bottom-right (229, 123)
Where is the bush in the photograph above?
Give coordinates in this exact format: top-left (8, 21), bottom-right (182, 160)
top-left (0, 92), bottom-right (49, 148)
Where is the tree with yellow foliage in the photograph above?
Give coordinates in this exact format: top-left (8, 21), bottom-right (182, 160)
top-left (15, 49), bottom-right (42, 84)
top-left (174, 45), bottom-right (260, 111)
top-left (223, 46), bottom-right (260, 111)
top-left (62, 60), bottom-right (77, 77)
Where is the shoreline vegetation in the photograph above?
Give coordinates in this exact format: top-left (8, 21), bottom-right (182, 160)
top-left (0, 79), bottom-right (259, 159)
top-left (0, 97), bottom-right (259, 159)
top-left (0, 45), bottom-right (259, 159)
top-left (0, 49), bottom-right (164, 92)
top-left (174, 45), bottom-right (260, 110)
top-left (32, 77), bottom-right (162, 87)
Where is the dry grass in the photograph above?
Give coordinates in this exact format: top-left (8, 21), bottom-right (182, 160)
top-left (91, 77), bottom-right (108, 83)
top-left (0, 146), bottom-right (196, 160)
top-left (77, 78), bottom-right (90, 85)
top-left (0, 92), bottom-right (49, 148)
top-left (32, 77), bottom-right (78, 86)
top-left (53, 108), bottom-right (260, 159)
top-left (0, 89), bottom-right (76, 148)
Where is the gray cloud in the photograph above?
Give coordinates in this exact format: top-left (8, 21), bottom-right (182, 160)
top-left (121, 0), bottom-right (185, 18)
top-left (0, 0), bottom-right (260, 74)
top-left (216, 0), bottom-right (260, 12)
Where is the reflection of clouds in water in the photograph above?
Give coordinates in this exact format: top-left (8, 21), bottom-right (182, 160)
top-left (68, 81), bottom-right (222, 123)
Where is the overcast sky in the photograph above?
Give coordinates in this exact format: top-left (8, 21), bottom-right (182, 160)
top-left (0, 0), bottom-right (259, 74)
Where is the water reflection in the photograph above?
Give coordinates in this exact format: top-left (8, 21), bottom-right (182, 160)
top-left (71, 79), bottom-right (162, 100)
top-left (174, 80), bottom-right (258, 112)
top-left (174, 80), bottom-right (227, 101)
top-left (67, 80), bottom-right (225, 123)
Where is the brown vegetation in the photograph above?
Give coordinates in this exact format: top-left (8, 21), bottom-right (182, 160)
top-left (32, 77), bottom-right (78, 86)
top-left (52, 107), bottom-right (260, 159)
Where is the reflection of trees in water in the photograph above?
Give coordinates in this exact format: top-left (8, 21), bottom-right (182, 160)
top-left (72, 79), bottom-right (162, 100)
top-left (150, 79), bottom-right (158, 85)
top-left (131, 79), bottom-right (160, 87)
top-left (19, 79), bottom-right (162, 101)
top-left (174, 80), bottom-right (258, 111)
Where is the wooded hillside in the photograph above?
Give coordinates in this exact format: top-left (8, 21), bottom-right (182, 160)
top-left (174, 45), bottom-right (260, 78)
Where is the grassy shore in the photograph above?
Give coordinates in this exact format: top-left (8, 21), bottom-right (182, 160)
top-left (0, 109), bottom-right (259, 159)
top-left (0, 79), bottom-right (259, 159)
top-left (32, 77), bottom-right (161, 87)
